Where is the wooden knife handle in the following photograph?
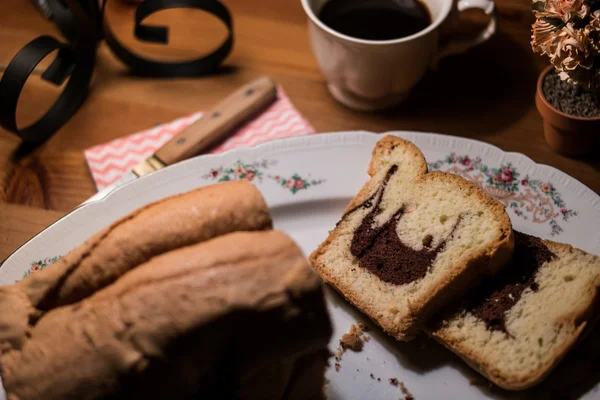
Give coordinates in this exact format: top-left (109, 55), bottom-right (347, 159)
top-left (154, 76), bottom-right (278, 166)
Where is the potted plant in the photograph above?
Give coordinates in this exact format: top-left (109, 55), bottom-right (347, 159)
top-left (531, 0), bottom-right (600, 156)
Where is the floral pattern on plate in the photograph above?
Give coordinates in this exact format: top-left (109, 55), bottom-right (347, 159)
top-left (203, 159), bottom-right (277, 183)
top-left (428, 153), bottom-right (577, 236)
top-left (23, 256), bottom-right (61, 279)
top-left (272, 173), bottom-right (325, 194)
top-left (203, 159), bottom-right (324, 194)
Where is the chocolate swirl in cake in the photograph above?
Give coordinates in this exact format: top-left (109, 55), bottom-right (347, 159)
top-left (346, 165), bottom-right (462, 286)
top-left (464, 231), bottom-right (556, 334)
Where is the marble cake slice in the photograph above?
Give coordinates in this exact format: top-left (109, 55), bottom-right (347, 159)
top-left (310, 135), bottom-right (514, 341)
top-left (430, 231), bottom-right (600, 390)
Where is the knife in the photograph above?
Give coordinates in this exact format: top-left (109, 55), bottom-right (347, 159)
top-left (84, 76), bottom-right (278, 204)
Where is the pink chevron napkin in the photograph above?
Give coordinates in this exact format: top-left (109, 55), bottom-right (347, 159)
top-left (84, 88), bottom-right (315, 190)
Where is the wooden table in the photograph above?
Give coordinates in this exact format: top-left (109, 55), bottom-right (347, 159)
top-left (1, 0), bottom-right (598, 261)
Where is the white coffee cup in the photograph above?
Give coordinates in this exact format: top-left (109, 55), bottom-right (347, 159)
top-left (301, 0), bottom-right (497, 110)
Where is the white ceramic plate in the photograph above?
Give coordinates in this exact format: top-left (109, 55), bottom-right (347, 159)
top-left (2, 131), bottom-right (599, 399)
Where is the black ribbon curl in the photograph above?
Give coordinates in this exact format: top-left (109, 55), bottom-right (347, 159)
top-left (0, 0), bottom-right (233, 144)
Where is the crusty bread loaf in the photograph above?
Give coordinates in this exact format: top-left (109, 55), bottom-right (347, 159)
top-left (0, 231), bottom-right (332, 400)
top-left (310, 135), bottom-right (514, 340)
top-left (15, 180), bottom-right (272, 313)
top-left (430, 231), bottom-right (600, 390)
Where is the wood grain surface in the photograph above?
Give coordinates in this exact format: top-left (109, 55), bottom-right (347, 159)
top-left (0, 0), bottom-right (598, 261)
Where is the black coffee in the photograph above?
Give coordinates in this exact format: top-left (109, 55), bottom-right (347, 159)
top-left (318, 0), bottom-right (431, 41)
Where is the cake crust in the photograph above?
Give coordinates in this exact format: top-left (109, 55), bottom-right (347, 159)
top-left (0, 181), bottom-right (332, 399)
top-left (15, 179), bottom-right (273, 313)
top-left (0, 231), bottom-right (332, 400)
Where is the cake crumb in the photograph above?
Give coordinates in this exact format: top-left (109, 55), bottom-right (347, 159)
top-left (334, 346), bottom-right (343, 362)
top-left (377, 378), bottom-right (381, 382)
top-left (469, 377), bottom-right (484, 386)
top-left (389, 378), bottom-right (399, 386)
top-left (333, 322), bottom-right (371, 373)
top-left (399, 381), bottom-right (414, 400)
top-left (370, 373), bottom-right (375, 379)
top-left (340, 323), bottom-right (367, 351)
top-left (470, 377), bottom-right (494, 390)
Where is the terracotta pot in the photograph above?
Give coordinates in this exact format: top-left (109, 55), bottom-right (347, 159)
top-left (535, 65), bottom-right (600, 156)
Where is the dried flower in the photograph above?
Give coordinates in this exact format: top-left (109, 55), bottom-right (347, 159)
top-left (533, 0), bottom-right (590, 22)
top-left (586, 10), bottom-right (600, 51)
top-left (531, 0), bottom-right (600, 92)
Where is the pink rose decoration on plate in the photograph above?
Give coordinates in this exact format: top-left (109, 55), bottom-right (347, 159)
top-left (498, 167), bottom-right (514, 183)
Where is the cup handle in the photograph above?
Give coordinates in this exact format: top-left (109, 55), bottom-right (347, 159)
top-left (432, 0), bottom-right (497, 66)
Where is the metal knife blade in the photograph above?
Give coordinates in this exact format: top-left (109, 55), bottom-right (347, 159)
top-left (83, 171), bottom-right (138, 204)
top-left (82, 76), bottom-right (278, 205)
